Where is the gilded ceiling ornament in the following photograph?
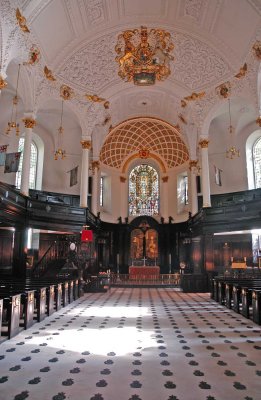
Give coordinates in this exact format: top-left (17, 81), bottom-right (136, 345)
top-left (16, 8), bottom-right (30, 33)
top-left (115, 26), bottom-right (174, 85)
top-left (23, 45), bottom-right (41, 66)
top-left (234, 63), bottom-right (247, 78)
top-left (215, 81), bottom-right (231, 99)
top-left (0, 75), bottom-right (7, 90)
top-left (181, 99), bottom-right (187, 108)
top-left (199, 139), bottom-right (209, 148)
top-left (252, 41), bottom-right (261, 60)
top-left (256, 116), bottom-right (261, 127)
top-left (184, 91), bottom-right (205, 102)
top-left (60, 85), bottom-right (74, 100)
top-left (22, 118), bottom-right (36, 129)
top-left (178, 114), bottom-right (187, 124)
top-left (81, 140), bottom-right (92, 149)
top-left (104, 101), bottom-right (110, 109)
top-left (85, 94), bottom-right (106, 103)
top-left (44, 66), bottom-right (56, 81)
top-left (139, 149), bottom-right (150, 159)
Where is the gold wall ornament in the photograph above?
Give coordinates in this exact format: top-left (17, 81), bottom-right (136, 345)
top-left (216, 81), bottom-right (231, 99)
top-left (178, 114), bottom-right (187, 124)
top-left (44, 66), bottom-right (56, 81)
top-left (115, 26), bottom-right (174, 85)
top-left (120, 176), bottom-right (126, 183)
top-left (139, 148), bottom-right (150, 159)
top-left (199, 139), bottom-right (209, 148)
top-left (85, 94), bottom-right (106, 103)
top-left (104, 101), bottom-right (110, 109)
top-left (184, 91), bottom-right (205, 102)
top-left (81, 140), bottom-right (92, 150)
top-left (0, 75), bottom-right (7, 90)
top-left (162, 176), bottom-right (168, 183)
top-left (234, 63), bottom-right (247, 78)
top-left (22, 117), bottom-right (36, 129)
top-left (252, 41), bottom-right (261, 60)
top-left (16, 8), bottom-right (30, 33)
top-left (60, 85), bottom-right (74, 100)
top-left (256, 116), bottom-right (261, 127)
top-left (23, 45), bottom-right (41, 66)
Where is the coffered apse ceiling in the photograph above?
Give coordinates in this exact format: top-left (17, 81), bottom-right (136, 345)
top-left (0, 0), bottom-right (261, 169)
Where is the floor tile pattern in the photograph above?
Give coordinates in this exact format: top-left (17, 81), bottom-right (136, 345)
top-left (0, 288), bottom-right (260, 400)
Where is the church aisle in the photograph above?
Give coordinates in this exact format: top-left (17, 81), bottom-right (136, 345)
top-left (0, 288), bottom-right (260, 400)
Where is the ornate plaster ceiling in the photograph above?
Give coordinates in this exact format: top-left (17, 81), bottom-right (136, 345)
top-left (0, 0), bottom-right (261, 162)
top-left (99, 118), bottom-right (189, 170)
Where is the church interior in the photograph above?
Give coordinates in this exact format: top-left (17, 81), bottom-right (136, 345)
top-left (0, 0), bottom-right (261, 399)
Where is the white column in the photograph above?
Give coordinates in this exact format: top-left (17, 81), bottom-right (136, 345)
top-left (91, 160), bottom-right (99, 215)
top-left (20, 115), bottom-right (36, 196)
top-left (161, 176), bottom-right (169, 220)
top-left (120, 176), bottom-right (128, 219)
top-left (199, 139), bottom-right (211, 207)
top-left (189, 160), bottom-right (198, 215)
top-left (80, 139), bottom-right (91, 208)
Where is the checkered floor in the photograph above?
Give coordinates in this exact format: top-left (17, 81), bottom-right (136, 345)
top-left (0, 288), bottom-right (260, 400)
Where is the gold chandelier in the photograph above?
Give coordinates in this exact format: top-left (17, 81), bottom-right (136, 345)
top-left (54, 100), bottom-right (66, 160)
top-left (115, 26), bottom-right (174, 85)
top-left (6, 64), bottom-right (21, 135)
top-left (226, 99), bottom-right (240, 159)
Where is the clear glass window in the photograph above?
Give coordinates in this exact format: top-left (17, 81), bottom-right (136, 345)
top-left (253, 137), bottom-right (261, 188)
top-left (16, 138), bottom-right (38, 189)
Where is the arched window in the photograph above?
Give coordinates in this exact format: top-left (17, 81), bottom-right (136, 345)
top-left (129, 164), bottom-right (159, 216)
top-left (253, 137), bottom-right (261, 188)
top-left (15, 138), bottom-right (38, 189)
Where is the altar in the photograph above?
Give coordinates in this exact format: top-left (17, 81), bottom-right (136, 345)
top-left (129, 266), bottom-right (160, 280)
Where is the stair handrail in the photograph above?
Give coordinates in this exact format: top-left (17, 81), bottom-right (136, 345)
top-left (31, 241), bottom-right (58, 277)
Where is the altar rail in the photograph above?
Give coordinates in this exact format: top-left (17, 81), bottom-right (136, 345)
top-left (113, 273), bottom-right (180, 286)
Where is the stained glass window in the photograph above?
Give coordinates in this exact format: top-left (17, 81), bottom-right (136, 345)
top-left (129, 164), bottom-right (159, 216)
top-left (253, 137), bottom-right (261, 188)
top-left (16, 138), bottom-right (38, 189)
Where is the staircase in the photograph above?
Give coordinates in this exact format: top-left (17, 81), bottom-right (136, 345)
top-left (31, 241), bottom-right (69, 278)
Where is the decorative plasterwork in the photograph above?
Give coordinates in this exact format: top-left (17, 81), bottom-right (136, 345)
top-left (99, 118), bottom-right (189, 170)
top-left (193, 46), bottom-right (260, 133)
top-left (172, 31), bottom-right (231, 90)
top-left (184, 0), bottom-right (208, 22)
top-left (57, 32), bottom-right (118, 92)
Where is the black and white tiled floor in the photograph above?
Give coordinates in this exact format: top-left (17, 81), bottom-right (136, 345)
top-left (0, 288), bottom-right (260, 400)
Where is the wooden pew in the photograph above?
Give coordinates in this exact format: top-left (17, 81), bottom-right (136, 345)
top-left (212, 276), bottom-right (261, 324)
top-left (0, 291), bottom-right (21, 339)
